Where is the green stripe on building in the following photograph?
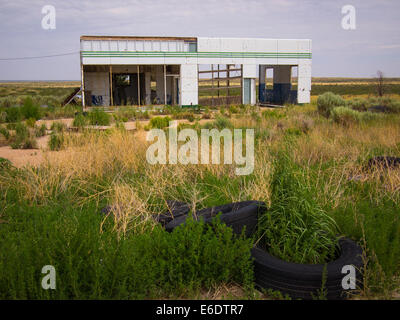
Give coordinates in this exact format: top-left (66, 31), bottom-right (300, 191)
top-left (81, 51), bottom-right (312, 59)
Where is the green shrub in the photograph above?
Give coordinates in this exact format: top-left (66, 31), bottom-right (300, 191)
top-left (50, 121), bottom-right (66, 133)
top-left (136, 110), bottom-right (150, 120)
top-left (35, 124), bottom-right (47, 137)
top-left (20, 97), bottom-right (41, 120)
top-left (171, 111), bottom-right (195, 121)
top-left (0, 157), bottom-right (12, 171)
top-left (346, 98), bottom-right (370, 112)
top-left (229, 105), bottom-right (239, 114)
top-left (0, 204), bottom-right (253, 299)
top-left (149, 116), bottom-right (171, 129)
top-left (15, 122), bottom-right (28, 139)
top-left (331, 106), bottom-right (381, 126)
top-left (0, 97), bottom-right (16, 109)
top-left (5, 107), bottom-right (22, 123)
top-left (186, 113), bottom-right (195, 122)
top-left (0, 127), bottom-right (10, 140)
top-left (0, 111), bottom-right (6, 123)
top-left (317, 92), bottom-right (345, 117)
top-left (88, 108), bottom-right (111, 126)
top-left (73, 113), bottom-right (88, 128)
top-left (48, 133), bottom-right (64, 151)
top-left (25, 118), bottom-right (36, 128)
top-left (213, 115), bottom-right (233, 130)
top-left (10, 122), bottom-right (37, 149)
top-left (331, 106), bottom-right (362, 125)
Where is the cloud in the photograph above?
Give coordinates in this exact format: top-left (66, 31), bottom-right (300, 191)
top-left (0, 0), bottom-right (399, 79)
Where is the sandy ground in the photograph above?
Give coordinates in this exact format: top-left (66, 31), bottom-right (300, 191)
top-left (0, 135), bottom-right (49, 168)
top-left (0, 118), bottom-right (214, 168)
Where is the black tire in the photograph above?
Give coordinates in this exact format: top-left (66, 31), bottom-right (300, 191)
top-left (165, 201), bottom-right (266, 237)
top-left (252, 238), bottom-right (364, 300)
top-left (155, 200), bottom-right (191, 227)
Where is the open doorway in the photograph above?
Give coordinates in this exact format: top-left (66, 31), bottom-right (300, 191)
top-left (112, 73), bottom-right (145, 106)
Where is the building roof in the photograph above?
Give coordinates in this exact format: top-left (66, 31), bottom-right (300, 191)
top-left (80, 35), bottom-right (197, 42)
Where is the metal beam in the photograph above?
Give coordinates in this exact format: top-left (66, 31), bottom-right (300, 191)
top-left (137, 65), bottom-right (141, 106)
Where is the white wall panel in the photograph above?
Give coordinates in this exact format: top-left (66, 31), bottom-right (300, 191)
top-left (298, 90), bottom-right (310, 104)
top-left (277, 40), bottom-right (298, 53)
top-left (84, 72), bottom-right (110, 106)
top-left (298, 60), bottom-right (312, 78)
top-left (242, 64), bottom-right (257, 78)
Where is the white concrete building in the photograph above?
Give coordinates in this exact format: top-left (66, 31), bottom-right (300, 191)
top-left (80, 36), bottom-right (312, 107)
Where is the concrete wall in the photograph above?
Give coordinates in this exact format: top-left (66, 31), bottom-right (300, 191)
top-left (298, 60), bottom-right (312, 104)
top-left (180, 64), bottom-right (198, 106)
top-left (84, 72), bottom-right (110, 106)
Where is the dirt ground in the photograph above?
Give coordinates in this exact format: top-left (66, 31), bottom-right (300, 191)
top-left (0, 118), bottom-right (214, 168)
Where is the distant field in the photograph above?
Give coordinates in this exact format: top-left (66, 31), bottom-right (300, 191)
top-left (1, 78), bottom-right (399, 101)
top-left (0, 81), bottom-right (80, 98)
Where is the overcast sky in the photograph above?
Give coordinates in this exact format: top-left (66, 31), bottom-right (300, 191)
top-left (0, 0), bottom-right (399, 80)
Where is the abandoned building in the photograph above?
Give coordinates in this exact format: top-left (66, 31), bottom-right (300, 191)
top-left (80, 36), bottom-right (312, 107)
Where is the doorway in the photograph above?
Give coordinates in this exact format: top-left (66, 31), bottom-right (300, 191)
top-left (112, 73), bottom-right (145, 105)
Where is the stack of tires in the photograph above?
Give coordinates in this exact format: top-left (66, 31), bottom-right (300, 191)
top-left (156, 200), bottom-right (364, 300)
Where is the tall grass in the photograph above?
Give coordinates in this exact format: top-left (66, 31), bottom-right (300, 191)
top-left (257, 152), bottom-right (338, 264)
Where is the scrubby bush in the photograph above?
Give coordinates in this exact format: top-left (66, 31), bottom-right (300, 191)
top-left (35, 124), bottom-right (47, 137)
top-left (186, 113), bottom-right (195, 122)
top-left (0, 97), bottom-right (16, 109)
top-left (331, 106), bottom-right (381, 126)
top-left (0, 157), bottom-right (12, 171)
top-left (331, 106), bottom-right (361, 126)
top-left (5, 107), bottom-right (22, 123)
top-left (73, 113), bottom-right (88, 128)
top-left (213, 115), bottom-right (233, 130)
top-left (0, 127), bottom-right (10, 140)
top-left (229, 105), bottom-right (239, 114)
top-left (48, 133), bottom-right (64, 151)
top-left (25, 118), bottom-right (36, 128)
top-left (20, 97), bottom-right (41, 120)
top-left (10, 122), bottom-right (37, 149)
top-left (136, 110), bottom-right (150, 120)
top-left (51, 121), bottom-right (66, 133)
top-left (0, 111), bottom-right (6, 123)
top-left (0, 205), bottom-right (253, 299)
top-left (317, 92), bottom-right (345, 117)
top-left (149, 116), bottom-right (171, 129)
top-left (346, 98), bottom-right (370, 112)
top-left (88, 108), bottom-right (111, 126)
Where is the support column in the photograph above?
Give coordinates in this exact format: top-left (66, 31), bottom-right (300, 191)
top-left (109, 65), bottom-right (113, 107)
top-left (145, 71), bottom-right (151, 105)
top-left (137, 65), bottom-right (141, 106)
top-left (164, 65), bottom-right (167, 105)
top-left (180, 64), bottom-right (198, 106)
top-left (297, 61), bottom-right (312, 104)
top-left (259, 65), bottom-right (267, 103)
top-left (155, 66), bottom-right (165, 104)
